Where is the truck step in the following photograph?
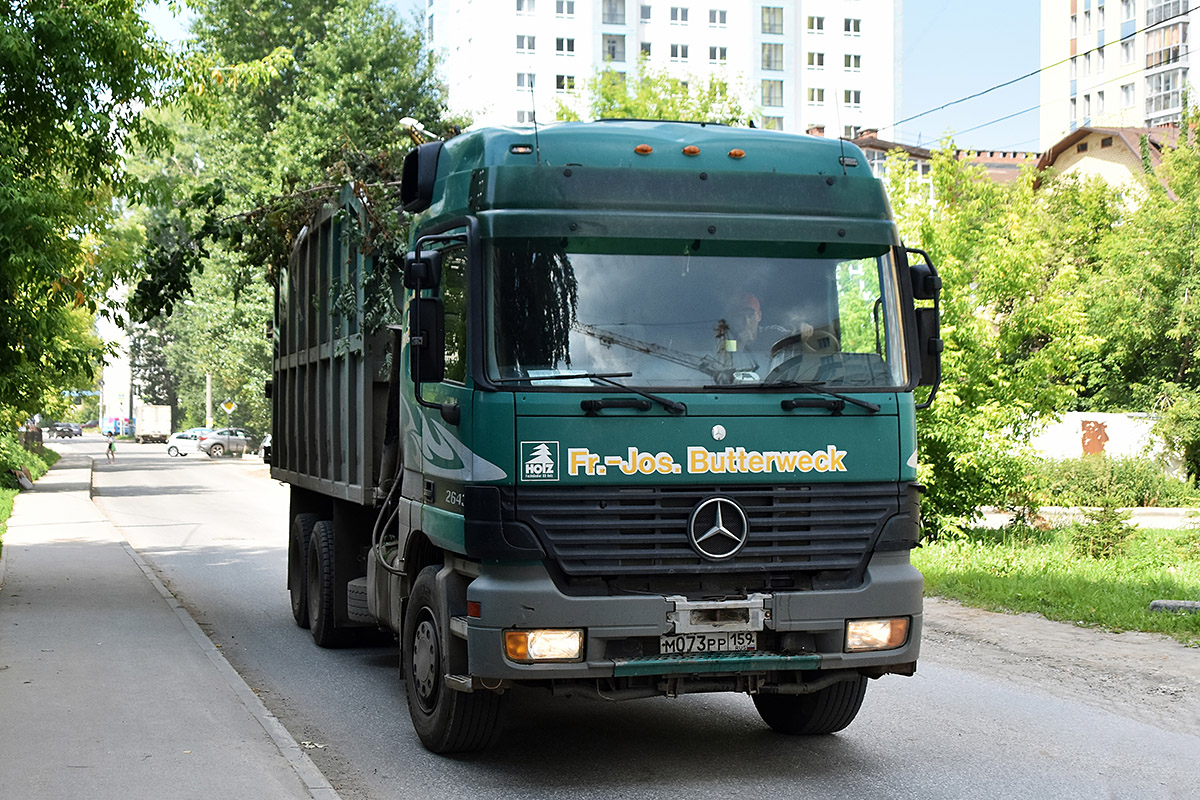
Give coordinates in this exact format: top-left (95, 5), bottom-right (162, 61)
top-left (449, 615), bottom-right (469, 639)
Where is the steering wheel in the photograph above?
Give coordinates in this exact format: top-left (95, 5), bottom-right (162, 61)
top-left (764, 327), bottom-right (841, 382)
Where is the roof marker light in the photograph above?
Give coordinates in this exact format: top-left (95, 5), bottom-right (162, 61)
top-left (634, 144), bottom-right (653, 155)
top-left (682, 145), bottom-right (701, 156)
top-left (510, 144), bottom-right (534, 154)
top-left (728, 148), bottom-right (746, 159)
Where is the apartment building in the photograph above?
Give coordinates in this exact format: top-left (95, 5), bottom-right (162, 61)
top-left (1040, 0), bottom-right (1195, 148)
top-left (424, 0), bottom-right (900, 137)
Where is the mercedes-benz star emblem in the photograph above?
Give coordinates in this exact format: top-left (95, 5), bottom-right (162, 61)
top-left (687, 497), bottom-right (749, 560)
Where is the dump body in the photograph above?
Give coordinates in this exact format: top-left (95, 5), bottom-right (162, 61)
top-left (275, 121), bottom-right (940, 752)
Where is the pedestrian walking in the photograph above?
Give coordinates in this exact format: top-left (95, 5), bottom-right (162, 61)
top-left (105, 431), bottom-right (115, 463)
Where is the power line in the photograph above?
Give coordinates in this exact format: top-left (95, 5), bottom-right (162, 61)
top-left (892, 6), bottom-right (1194, 131)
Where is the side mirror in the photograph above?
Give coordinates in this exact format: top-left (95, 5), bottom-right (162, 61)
top-left (915, 307), bottom-right (943, 387)
top-left (408, 296), bottom-right (445, 384)
top-left (404, 249), bottom-right (443, 290)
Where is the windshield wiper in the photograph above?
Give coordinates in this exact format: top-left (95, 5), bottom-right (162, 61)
top-left (493, 371), bottom-right (686, 414)
top-left (771, 381), bottom-right (882, 414)
top-left (589, 375), bottom-right (686, 415)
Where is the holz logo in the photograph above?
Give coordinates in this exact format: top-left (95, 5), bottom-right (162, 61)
top-left (521, 441), bottom-right (559, 481)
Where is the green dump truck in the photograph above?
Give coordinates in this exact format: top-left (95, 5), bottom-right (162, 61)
top-left (272, 120), bottom-right (942, 753)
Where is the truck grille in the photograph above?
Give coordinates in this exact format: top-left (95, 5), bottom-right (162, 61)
top-left (512, 483), bottom-right (900, 589)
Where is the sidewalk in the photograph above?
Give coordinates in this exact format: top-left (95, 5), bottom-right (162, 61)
top-left (0, 453), bottom-right (338, 799)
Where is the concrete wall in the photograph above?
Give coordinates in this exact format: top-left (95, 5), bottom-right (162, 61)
top-left (1028, 411), bottom-right (1184, 476)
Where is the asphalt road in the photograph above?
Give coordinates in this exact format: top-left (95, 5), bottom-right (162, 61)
top-left (64, 436), bottom-right (1200, 800)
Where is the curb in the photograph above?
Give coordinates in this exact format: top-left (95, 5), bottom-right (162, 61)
top-left (84, 450), bottom-right (340, 799)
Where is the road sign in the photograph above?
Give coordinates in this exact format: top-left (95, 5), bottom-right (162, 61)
top-left (221, 400), bottom-right (237, 415)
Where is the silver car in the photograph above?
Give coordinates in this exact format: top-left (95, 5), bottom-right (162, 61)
top-left (198, 428), bottom-right (254, 458)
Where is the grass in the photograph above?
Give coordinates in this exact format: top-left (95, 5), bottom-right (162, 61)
top-left (0, 437), bottom-right (58, 551)
top-left (914, 524), bottom-right (1200, 646)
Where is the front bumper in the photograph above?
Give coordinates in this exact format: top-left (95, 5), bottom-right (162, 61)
top-left (465, 550), bottom-right (923, 681)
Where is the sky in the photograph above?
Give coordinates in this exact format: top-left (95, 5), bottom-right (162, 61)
top-left (144, 0), bottom-right (1043, 152)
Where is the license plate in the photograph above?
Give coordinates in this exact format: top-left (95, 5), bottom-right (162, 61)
top-left (659, 631), bottom-right (757, 655)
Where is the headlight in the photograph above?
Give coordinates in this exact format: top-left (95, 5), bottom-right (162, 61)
top-left (503, 629), bottom-right (584, 662)
top-left (845, 617), bottom-right (910, 652)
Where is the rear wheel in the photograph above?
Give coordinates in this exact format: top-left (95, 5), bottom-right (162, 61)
top-left (288, 513), bottom-right (319, 628)
top-left (306, 520), bottom-right (347, 647)
top-left (752, 675), bottom-right (868, 735)
top-left (167, 446), bottom-right (180, 457)
top-left (209, 443), bottom-right (224, 458)
top-left (402, 566), bottom-right (507, 753)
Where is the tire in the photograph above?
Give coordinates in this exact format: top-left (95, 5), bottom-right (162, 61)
top-left (402, 566), bottom-right (507, 753)
top-left (167, 446), bottom-right (180, 457)
top-left (752, 675), bottom-right (868, 735)
top-left (306, 520), bottom-right (348, 648)
top-left (209, 443), bottom-right (224, 458)
top-left (289, 513), bottom-right (319, 628)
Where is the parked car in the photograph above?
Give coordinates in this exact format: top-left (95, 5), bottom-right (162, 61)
top-left (67, 423), bottom-right (82, 437)
top-left (165, 428), bottom-right (212, 457)
top-left (257, 433), bottom-right (272, 464)
top-left (198, 428), bottom-right (254, 458)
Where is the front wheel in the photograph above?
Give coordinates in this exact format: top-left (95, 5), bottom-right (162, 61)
top-left (167, 446), bottom-right (180, 457)
top-left (402, 566), bottom-right (507, 753)
top-left (752, 675), bottom-right (867, 735)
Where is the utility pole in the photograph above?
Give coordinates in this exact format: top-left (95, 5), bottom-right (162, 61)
top-left (205, 372), bottom-right (213, 429)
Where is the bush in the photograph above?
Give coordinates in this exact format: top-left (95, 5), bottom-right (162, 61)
top-left (1068, 498), bottom-right (1136, 559)
top-left (0, 432), bottom-right (53, 490)
top-left (1030, 455), bottom-right (1200, 508)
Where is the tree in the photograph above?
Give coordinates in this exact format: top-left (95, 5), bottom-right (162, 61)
top-left (0, 0), bottom-right (174, 426)
top-left (557, 54), bottom-right (754, 125)
top-left (885, 146), bottom-right (1119, 534)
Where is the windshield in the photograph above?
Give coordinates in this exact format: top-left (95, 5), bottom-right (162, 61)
top-left (486, 240), bottom-right (908, 390)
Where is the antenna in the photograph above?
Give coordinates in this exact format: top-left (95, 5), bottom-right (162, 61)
top-left (833, 89), bottom-right (848, 176)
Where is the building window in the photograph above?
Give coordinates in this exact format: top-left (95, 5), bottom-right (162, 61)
top-left (843, 89), bottom-right (861, 107)
top-left (807, 51), bottom-right (824, 69)
top-left (1097, 48), bottom-right (1105, 72)
top-left (1101, 136), bottom-right (1114, 147)
top-left (1070, 14), bottom-right (1077, 37)
top-left (1070, 97), bottom-right (1077, 119)
top-left (1122, 82), bottom-right (1135, 107)
top-left (763, 43), bottom-right (784, 70)
top-left (806, 15), bottom-right (823, 32)
top-left (844, 125), bottom-right (859, 139)
top-left (603, 0), bottom-right (626, 25)
top-left (762, 7), bottom-right (784, 34)
top-left (709, 45), bottom-right (727, 62)
top-left (1121, 40), bottom-right (1135, 64)
top-left (640, 4), bottom-right (651, 21)
top-left (807, 87), bottom-right (825, 104)
top-left (1077, 142), bottom-right (1089, 153)
top-left (844, 18), bottom-right (861, 34)
top-left (709, 9), bottom-right (727, 26)
top-left (605, 34), bottom-right (627, 61)
top-left (1083, 93), bottom-right (1091, 116)
top-left (762, 79), bottom-right (784, 106)
top-left (517, 109), bottom-right (536, 123)
top-left (762, 116), bottom-right (783, 130)
top-left (516, 34), bottom-right (536, 52)
top-left (1148, 0), bottom-right (1188, 26)
top-left (556, 37), bottom-right (575, 53)
top-left (670, 43), bottom-right (689, 60)
top-left (1146, 69), bottom-right (1185, 116)
top-left (1070, 56), bottom-right (1078, 78)
top-left (641, 41), bottom-right (651, 56)
top-left (556, 74), bottom-right (575, 91)
top-left (844, 53), bottom-right (861, 71)
top-left (670, 6), bottom-right (688, 23)
top-left (556, 0), bottom-right (575, 16)
top-left (1098, 6), bottom-right (1105, 28)
top-left (1147, 23), bottom-right (1186, 68)
top-left (1083, 10), bottom-right (1091, 34)
top-left (516, 72), bottom-right (536, 88)
top-left (1084, 52), bottom-right (1092, 74)
top-left (516, 0), bottom-right (535, 13)
top-left (1097, 90), bottom-right (1105, 113)
top-left (1122, 0), bottom-right (1134, 20)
